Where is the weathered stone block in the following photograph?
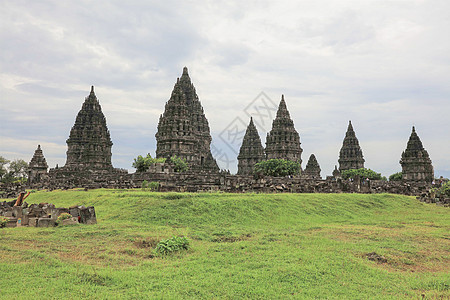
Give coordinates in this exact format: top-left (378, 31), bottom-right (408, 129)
top-left (79, 207), bottom-right (97, 225)
top-left (61, 217), bottom-right (79, 226)
top-left (28, 217), bottom-right (38, 227)
top-left (37, 218), bottom-right (55, 227)
top-left (12, 206), bottom-right (23, 218)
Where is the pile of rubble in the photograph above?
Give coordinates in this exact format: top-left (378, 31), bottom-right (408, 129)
top-left (0, 192), bottom-right (96, 228)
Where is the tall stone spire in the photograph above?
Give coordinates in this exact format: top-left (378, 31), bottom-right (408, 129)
top-left (28, 145), bottom-right (49, 184)
top-left (265, 95), bottom-right (303, 165)
top-left (237, 117), bottom-right (265, 175)
top-left (304, 154), bottom-right (321, 179)
top-left (64, 86), bottom-right (114, 170)
top-left (338, 120), bottom-right (365, 171)
top-left (400, 126), bottom-right (434, 182)
top-left (155, 67), bottom-right (219, 172)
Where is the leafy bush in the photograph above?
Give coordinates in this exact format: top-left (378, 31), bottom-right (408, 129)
top-left (254, 159), bottom-right (301, 177)
top-left (56, 213), bottom-right (73, 225)
top-left (0, 216), bottom-right (8, 228)
top-left (141, 180), bottom-right (149, 190)
top-left (341, 168), bottom-right (383, 180)
top-left (389, 172), bottom-right (403, 181)
top-left (155, 236), bottom-right (190, 255)
top-left (148, 182), bottom-right (160, 191)
top-left (132, 154), bottom-right (166, 172)
top-left (169, 156), bottom-right (188, 173)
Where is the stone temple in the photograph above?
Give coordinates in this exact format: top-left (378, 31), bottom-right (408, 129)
top-left (28, 145), bottom-right (48, 184)
top-left (400, 126), bottom-right (434, 182)
top-left (338, 121), bottom-right (365, 171)
top-left (304, 154), bottom-right (321, 179)
top-left (265, 95), bottom-right (303, 165)
top-left (237, 117), bottom-right (265, 175)
top-left (64, 86), bottom-right (114, 170)
top-left (155, 67), bottom-right (219, 172)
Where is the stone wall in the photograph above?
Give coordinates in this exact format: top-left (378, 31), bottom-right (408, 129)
top-left (3, 169), bottom-right (432, 197)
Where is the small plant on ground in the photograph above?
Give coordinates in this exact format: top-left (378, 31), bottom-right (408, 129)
top-left (0, 216), bottom-right (8, 228)
top-left (155, 236), bottom-right (190, 255)
top-left (56, 213), bottom-right (73, 225)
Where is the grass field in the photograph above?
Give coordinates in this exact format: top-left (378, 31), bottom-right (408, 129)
top-left (0, 190), bottom-right (449, 299)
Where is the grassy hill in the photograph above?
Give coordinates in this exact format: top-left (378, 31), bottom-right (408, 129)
top-left (1, 190), bottom-right (449, 299)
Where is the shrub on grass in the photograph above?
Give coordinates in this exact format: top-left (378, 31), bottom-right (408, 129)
top-left (141, 180), bottom-right (149, 190)
top-left (148, 181), bottom-right (160, 191)
top-left (56, 213), bottom-right (72, 225)
top-left (155, 236), bottom-right (190, 255)
top-left (0, 216), bottom-right (7, 228)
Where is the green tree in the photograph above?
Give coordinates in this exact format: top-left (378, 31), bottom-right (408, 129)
top-left (389, 172), bottom-right (402, 181)
top-left (0, 156), bottom-right (9, 181)
top-left (341, 168), bottom-right (383, 180)
top-left (132, 154), bottom-right (166, 172)
top-left (254, 159), bottom-right (301, 177)
top-left (8, 159), bottom-right (28, 178)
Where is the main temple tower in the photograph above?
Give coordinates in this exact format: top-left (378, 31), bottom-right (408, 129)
top-left (155, 67), bottom-right (219, 172)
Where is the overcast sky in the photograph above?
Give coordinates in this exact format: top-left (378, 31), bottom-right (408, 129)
top-left (1, 0), bottom-right (449, 178)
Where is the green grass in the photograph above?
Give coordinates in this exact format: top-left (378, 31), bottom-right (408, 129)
top-left (1, 190), bottom-right (449, 299)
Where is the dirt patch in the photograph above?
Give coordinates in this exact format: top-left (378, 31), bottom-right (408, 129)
top-left (365, 252), bottom-right (387, 263)
top-left (134, 237), bottom-right (159, 249)
top-left (212, 233), bottom-right (252, 243)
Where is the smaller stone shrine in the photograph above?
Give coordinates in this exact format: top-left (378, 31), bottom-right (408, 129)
top-left (338, 121), bottom-right (365, 171)
top-left (28, 145), bottom-right (48, 185)
top-left (237, 117), bottom-right (265, 175)
top-left (400, 126), bottom-right (434, 182)
top-left (304, 154), bottom-right (321, 179)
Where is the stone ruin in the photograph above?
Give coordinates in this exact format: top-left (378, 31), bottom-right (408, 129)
top-left (28, 145), bottom-right (48, 185)
top-left (0, 192), bottom-right (96, 228)
top-left (338, 121), bottom-right (365, 172)
top-left (303, 154), bottom-right (321, 179)
top-left (14, 67), bottom-right (440, 196)
top-left (400, 126), bottom-right (434, 182)
top-left (237, 117), bottom-right (265, 175)
top-left (265, 95), bottom-right (303, 165)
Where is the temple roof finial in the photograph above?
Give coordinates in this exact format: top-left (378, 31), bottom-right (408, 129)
top-left (183, 67), bottom-right (188, 75)
top-left (91, 85), bottom-right (94, 93)
top-left (412, 126), bottom-right (416, 132)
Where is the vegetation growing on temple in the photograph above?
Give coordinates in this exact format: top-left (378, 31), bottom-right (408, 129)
top-left (341, 168), bottom-right (383, 180)
top-left (132, 154), bottom-right (166, 172)
top-left (254, 159), bottom-right (301, 177)
top-left (389, 172), bottom-right (403, 181)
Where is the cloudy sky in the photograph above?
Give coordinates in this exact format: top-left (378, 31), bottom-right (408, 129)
top-left (1, 0), bottom-right (449, 178)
